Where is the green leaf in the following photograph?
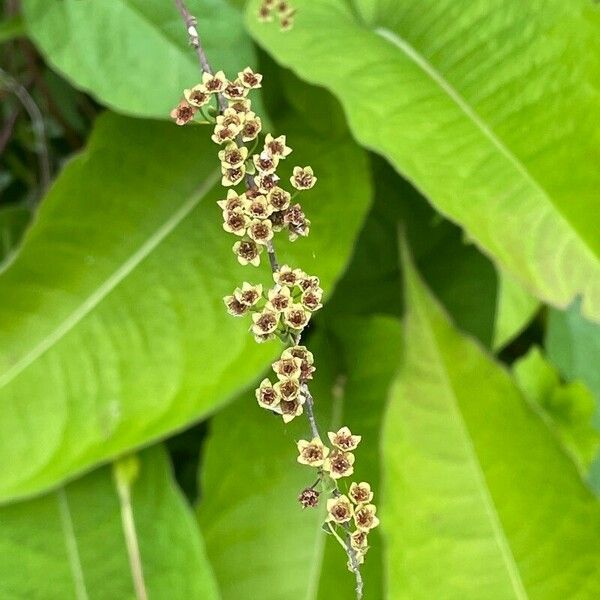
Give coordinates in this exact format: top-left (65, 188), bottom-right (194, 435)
top-left (0, 15), bottom-right (25, 44)
top-left (0, 445), bottom-right (219, 599)
top-left (22, 0), bottom-right (262, 118)
top-left (384, 239), bottom-right (600, 598)
top-left (0, 204), bottom-right (31, 265)
top-left (513, 346), bottom-right (599, 477)
top-left (0, 111), bottom-right (371, 502)
top-left (198, 317), bottom-right (402, 599)
top-left (247, 0), bottom-right (600, 322)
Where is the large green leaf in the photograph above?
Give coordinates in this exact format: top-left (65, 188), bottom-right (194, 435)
top-left (0, 204), bottom-right (30, 265)
top-left (247, 0), bottom-right (600, 322)
top-left (383, 241), bottom-right (600, 598)
top-left (0, 446), bottom-right (218, 599)
top-left (198, 317), bottom-right (402, 599)
top-left (22, 0), bottom-right (262, 119)
top-left (0, 111), bottom-right (371, 502)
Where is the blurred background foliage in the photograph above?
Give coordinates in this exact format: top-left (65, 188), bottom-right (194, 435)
top-left (1, 0), bottom-right (600, 598)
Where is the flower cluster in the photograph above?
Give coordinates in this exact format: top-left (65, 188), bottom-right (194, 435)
top-left (258, 0), bottom-right (296, 30)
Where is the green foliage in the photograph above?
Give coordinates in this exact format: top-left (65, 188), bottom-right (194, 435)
top-left (383, 242), bottom-right (600, 598)
top-left (0, 204), bottom-right (30, 264)
top-left (0, 446), bottom-right (218, 599)
top-left (247, 0), bottom-right (600, 322)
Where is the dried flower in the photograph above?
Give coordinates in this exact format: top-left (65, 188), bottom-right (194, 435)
top-left (243, 195), bottom-right (273, 220)
top-left (170, 100), bottom-right (196, 126)
top-left (298, 274), bottom-right (321, 292)
top-left (221, 165), bottom-right (246, 187)
top-left (248, 218), bottom-right (274, 244)
top-left (242, 112), bottom-right (262, 141)
top-left (353, 504), bottom-right (380, 531)
top-left (280, 398), bottom-right (303, 423)
top-left (297, 437), bottom-right (329, 467)
top-left (264, 134), bottom-right (292, 159)
top-left (223, 78), bottom-right (249, 100)
top-left (326, 495), bottom-right (354, 524)
top-left (232, 239), bottom-right (262, 266)
top-left (274, 377), bottom-right (301, 401)
top-left (222, 209), bottom-right (249, 236)
top-left (183, 85), bottom-right (211, 108)
top-left (251, 309), bottom-right (279, 336)
top-left (298, 487), bottom-right (319, 508)
top-left (283, 304), bottom-right (311, 330)
top-left (291, 166), bottom-right (317, 190)
top-left (223, 294), bottom-right (248, 317)
top-left (283, 203), bottom-right (306, 227)
top-left (328, 427), bottom-right (361, 452)
top-left (234, 282), bottom-right (263, 306)
top-left (324, 450), bottom-right (355, 479)
top-left (256, 378), bottom-right (282, 410)
top-left (267, 187), bottom-right (291, 211)
top-left (266, 285), bottom-right (292, 312)
top-left (255, 173), bottom-right (280, 194)
top-left (239, 67), bottom-right (263, 89)
top-left (218, 143), bottom-right (248, 168)
top-left (350, 530), bottom-right (369, 551)
top-left (349, 482), bottom-right (373, 505)
top-left (282, 345), bottom-right (315, 380)
top-left (253, 151), bottom-right (280, 174)
top-left (301, 288), bottom-right (323, 312)
top-left (201, 70), bottom-right (227, 93)
top-left (272, 355), bottom-right (302, 379)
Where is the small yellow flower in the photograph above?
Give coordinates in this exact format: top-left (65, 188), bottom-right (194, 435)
top-left (218, 143), bottom-right (248, 168)
top-left (255, 173), bottom-right (280, 194)
top-left (349, 482), bottom-right (373, 505)
top-left (264, 134), bottom-right (292, 158)
top-left (238, 67), bottom-right (263, 89)
top-left (290, 166), bottom-right (317, 190)
top-left (251, 309), bottom-right (279, 336)
top-left (276, 0), bottom-right (290, 14)
top-left (273, 265), bottom-right (303, 287)
top-left (272, 354), bottom-right (301, 379)
top-left (216, 108), bottom-right (245, 130)
top-left (297, 437), bottom-right (329, 467)
top-left (255, 378), bottom-right (282, 410)
top-left (221, 164), bottom-right (246, 187)
top-left (280, 12), bottom-right (295, 32)
top-left (301, 288), bottom-right (323, 312)
top-left (283, 304), bottom-right (311, 330)
top-left (223, 209), bottom-right (249, 236)
top-left (350, 529), bottom-right (369, 551)
top-left (266, 285), bottom-right (292, 312)
top-left (241, 112), bottom-right (262, 141)
top-left (353, 504), bottom-right (380, 531)
top-left (257, 4), bottom-right (273, 22)
top-left (229, 98), bottom-right (252, 114)
top-left (232, 239), bottom-right (262, 267)
top-left (211, 124), bottom-right (238, 144)
top-left (223, 78), bottom-right (249, 100)
top-left (282, 345), bottom-right (315, 380)
top-left (253, 151), bottom-right (280, 174)
top-left (267, 187), bottom-right (291, 211)
top-left (183, 85), bottom-right (211, 108)
top-left (274, 377), bottom-right (301, 401)
top-left (243, 195), bottom-right (273, 220)
top-left (328, 426), bottom-right (361, 452)
top-left (298, 274), bottom-right (321, 292)
top-left (280, 398), bottom-right (303, 423)
top-left (200, 70), bottom-right (227, 94)
top-left (323, 450), bottom-right (355, 479)
top-left (170, 100), bottom-right (196, 126)
top-left (247, 218), bottom-right (274, 245)
top-left (326, 495), bottom-right (354, 524)
top-left (223, 295), bottom-right (248, 317)
top-left (234, 282), bottom-right (263, 307)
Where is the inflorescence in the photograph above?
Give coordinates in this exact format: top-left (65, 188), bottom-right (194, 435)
top-left (171, 29), bottom-right (376, 581)
top-left (257, 0), bottom-right (296, 30)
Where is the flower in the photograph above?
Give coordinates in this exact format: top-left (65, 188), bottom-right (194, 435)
top-left (264, 133), bottom-right (292, 158)
top-left (276, 0), bottom-right (290, 13)
top-left (221, 165), bottom-right (246, 186)
top-left (328, 426), bottom-right (361, 451)
top-left (266, 285), bottom-right (292, 312)
top-left (232, 239), bottom-right (262, 266)
top-left (274, 377), bottom-right (301, 401)
top-left (241, 112), bottom-right (262, 141)
top-left (216, 108), bottom-right (244, 131)
top-left (170, 100), bottom-right (196, 126)
top-left (257, 4), bottom-right (273, 22)
top-left (211, 124), bottom-right (238, 144)
top-left (247, 218), bottom-right (274, 244)
top-left (323, 450), bottom-right (355, 479)
top-left (353, 504), bottom-right (380, 531)
top-left (255, 173), bottom-right (279, 193)
top-left (298, 274), bottom-right (321, 291)
top-left (243, 195), bottom-right (273, 220)
top-left (283, 304), bottom-right (311, 330)
top-left (223, 295), bottom-right (248, 317)
top-left (297, 437), bottom-right (329, 467)
top-left (349, 482), bottom-right (373, 505)
top-left (282, 345), bottom-right (315, 379)
top-left (350, 530), bottom-right (369, 551)
top-left (273, 265), bottom-right (302, 287)
top-left (298, 487), bottom-right (319, 508)
top-left (183, 85), bottom-right (211, 108)
top-left (284, 204), bottom-right (310, 240)
top-left (301, 288), bottom-right (323, 312)
top-left (291, 166), bottom-right (317, 190)
top-left (272, 354), bottom-right (301, 379)
top-left (234, 282), bottom-right (263, 306)
top-left (223, 78), bottom-right (249, 100)
top-left (255, 378), bottom-right (282, 410)
top-left (218, 143), bottom-right (248, 168)
top-left (267, 187), bottom-right (291, 211)
top-left (200, 70), bottom-right (227, 93)
top-left (280, 12), bottom-right (295, 31)
top-left (239, 67), bottom-right (263, 89)
top-left (253, 151), bottom-right (279, 174)
top-left (270, 210), bottom-right (285, 232)
top-left (251, 309), bottom-right (279, 336)
top-left (217, 189), bottom-right (245, 213)
top-left (326, 495), bottom-right (354, 524)
top-left (229, 98), bottom-right (252, 114)
top-left (280, 398), bottom-right (303, 423)
top-left (222, 209), bottom-right (249, 236)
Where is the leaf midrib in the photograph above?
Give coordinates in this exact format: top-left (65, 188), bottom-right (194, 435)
top-left (375, 26), bottom-right (598, 265)
top-left (414, 296), bottom-right (529, 599)
top-left (0, 170), bottom-right (220, 390)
